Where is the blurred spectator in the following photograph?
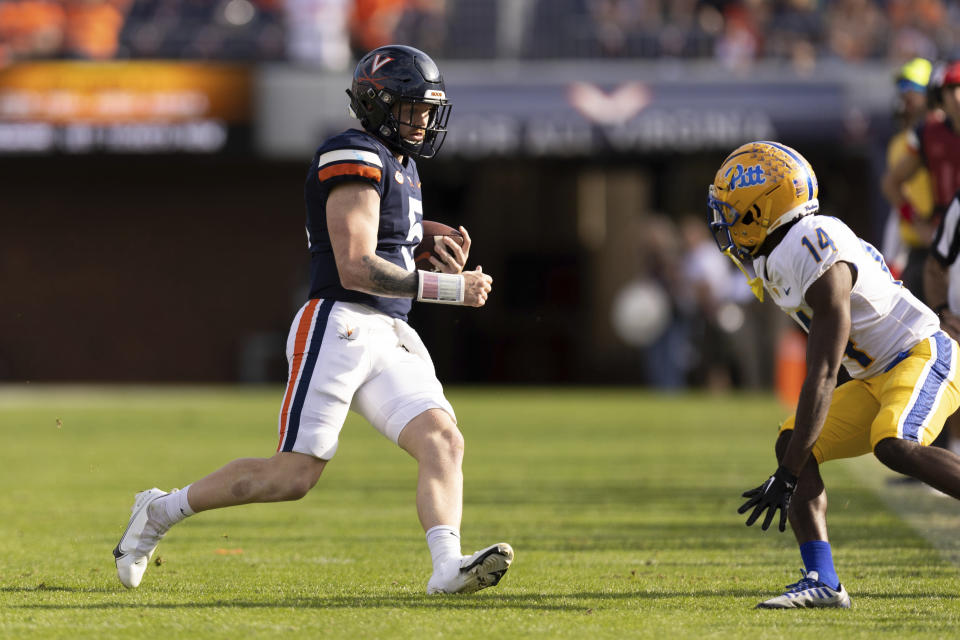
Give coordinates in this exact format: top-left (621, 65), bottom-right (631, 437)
top-left (887, 58), bottom-right (960, 457)
top-left (285, 0), bottom-right (351, 69)
top-left (714, 1), bottom-right (764, 70)
top-left (347, 0), bottom-right (450, 59)
top-left (826, 0), bottom-right (887, 62)
top-left (64, 0), bottom-right (131, 60)
top-left (923, 190), bottom-right (960, 456)
top-left (525, 0), bottom-right (593, 58)
top-left (0, 0), bottom-right (286, 63)
top-left (883, 60), bottom-right (960, 244)
top-left (887, 0), bottom-right (947, 61)
top-left (1, 0), bottom-right (960, 65)
top-left (0, 1), bottom-right (65, 65)
top-left (590, 0), bottom-right (647, 57)
top-left (880, 57), bottom-right (937, 286)
top-left (634, 214), bottom-right (690, 389)
top-left (660, 0), bottom-right (707, 58)
top-left (766, 0), bottom-right (823, 76)
top-left (395, 0), bottom-right (447, 57)
top-left (120, 0), bottom-right (285, 61)
top-left (678, 215), bottom-right (761, 390)
top-left (444, 0), bottom-right (495, 58)
top-left (348, 0), bottom-right (406, 56)
top-left (0, 0), bottom-right (131, 65)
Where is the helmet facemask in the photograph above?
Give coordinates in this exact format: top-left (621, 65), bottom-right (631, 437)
top-left (388, 97), bottom-right (451, 159)
top-left (707, 184), bottom-right (765, 261)
top-left (707, 184), bottom-right (767, 302)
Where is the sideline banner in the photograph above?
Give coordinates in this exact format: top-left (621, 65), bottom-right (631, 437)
top-left (257, 61), bottom-right (884, 159)
top-left (0, 62), bottom-right (252, 153)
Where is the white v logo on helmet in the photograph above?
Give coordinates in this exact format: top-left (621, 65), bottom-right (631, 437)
top-left (371, 55), bottom-right (394, 73)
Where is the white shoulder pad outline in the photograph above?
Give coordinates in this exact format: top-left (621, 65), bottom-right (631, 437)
top-left (318, 148), bottom-right (383, 169)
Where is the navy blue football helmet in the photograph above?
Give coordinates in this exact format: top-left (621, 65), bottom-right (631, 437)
top-left (346, 45), bottom-right (452, 160)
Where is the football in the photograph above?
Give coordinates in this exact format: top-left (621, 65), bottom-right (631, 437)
top-left (415, 220), bottom-right (465, 271)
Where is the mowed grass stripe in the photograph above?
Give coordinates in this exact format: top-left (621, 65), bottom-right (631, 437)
top-left (840, 454), bottom-right (960, 567)
top-left (1, 387), bottom-right (958, 639)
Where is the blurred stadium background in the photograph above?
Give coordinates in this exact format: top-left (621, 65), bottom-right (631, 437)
top-left (1, 0), bottom-right (955, 389)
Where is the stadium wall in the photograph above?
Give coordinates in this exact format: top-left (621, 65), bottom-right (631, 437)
top-left (0, 61), bottom-right (894, 384)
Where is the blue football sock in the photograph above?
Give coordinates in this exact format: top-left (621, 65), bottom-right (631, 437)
top-left (799, 540), bottom-right (840, 590)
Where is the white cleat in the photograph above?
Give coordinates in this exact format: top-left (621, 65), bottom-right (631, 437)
top-left (426, 542), bottom-right (514, 594)
top-left (757, 570), bottom-right (851, 609)
top-left (113, 488), bottom-right (172, 589)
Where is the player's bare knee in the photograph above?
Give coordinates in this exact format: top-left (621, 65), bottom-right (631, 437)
top-left (424, 423), bottom-right (464, 464)
top-left (268, 454), bottom-right (325, 501)
top-left (400, 410), bottom-right (463, 463)
top-left (444, 425), bottom-right (465, 461)
top-left (873, 437), bottom-right (914, 472)
top-left (873, 437), bottom-right (898, 466)
top-left (793, 475), bottom-right (826, 504)
top-left (272, 471), bottom-right (319, 501)
top-left (281, 477), bottom-right (315, 501)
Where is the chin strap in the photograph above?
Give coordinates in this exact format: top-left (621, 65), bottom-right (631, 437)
top-left (723, 248), bottom-right (764, 302)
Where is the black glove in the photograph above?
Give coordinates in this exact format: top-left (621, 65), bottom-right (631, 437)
top-left (737, 465), bottom-right (797, 532)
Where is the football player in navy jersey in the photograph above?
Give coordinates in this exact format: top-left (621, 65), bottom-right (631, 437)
top-left (113, 45), bottom-right (513, 595)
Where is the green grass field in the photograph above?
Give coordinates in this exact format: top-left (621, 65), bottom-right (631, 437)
top-left (2, 386), bottom-right (959, 639)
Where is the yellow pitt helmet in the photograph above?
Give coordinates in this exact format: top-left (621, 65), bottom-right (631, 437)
top-left (707, 140), bottom-right (819, 260)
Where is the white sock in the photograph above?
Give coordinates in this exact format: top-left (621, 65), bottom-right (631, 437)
top-left (426, 525), bottom-right (461, 569)
top-left (149, 484), bottom-right (196, 527)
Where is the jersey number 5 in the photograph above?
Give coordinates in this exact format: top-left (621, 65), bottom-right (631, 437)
top-left (401, 196), bottom-right (423, 271)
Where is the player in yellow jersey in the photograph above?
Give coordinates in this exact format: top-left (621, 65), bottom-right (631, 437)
top-left (882, 58), bottom-right (936, 291)
top-left (708, 141), bottom-right (960, 609)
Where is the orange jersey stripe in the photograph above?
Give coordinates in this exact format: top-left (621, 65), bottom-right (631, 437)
top-left (317, 162), bottom-right (382, 183)
top-left (277, 298), bottom-right (321, 451)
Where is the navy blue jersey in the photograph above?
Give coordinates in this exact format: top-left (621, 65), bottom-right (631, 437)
top-left (304, 129), bottom-right (425, 320)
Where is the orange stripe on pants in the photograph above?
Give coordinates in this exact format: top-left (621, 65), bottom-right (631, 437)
top-left (277, 299), bottom-right (321, 451)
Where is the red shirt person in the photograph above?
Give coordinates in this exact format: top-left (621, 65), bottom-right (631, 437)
top-left (884, 61), bottom-right (960, 227)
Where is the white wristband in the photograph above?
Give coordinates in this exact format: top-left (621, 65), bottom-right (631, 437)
top-left (417, 270), bottom-right (465, 305)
